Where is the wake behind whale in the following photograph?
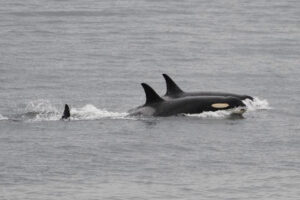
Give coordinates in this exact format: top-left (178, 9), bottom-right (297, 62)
top-left (0, 100), bottom-right (128, 122)
top-left (0, 97), bottom-right (269, 123)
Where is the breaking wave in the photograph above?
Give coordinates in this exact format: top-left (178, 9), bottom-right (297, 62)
top-left (0, 97), bottom-right (270, 122)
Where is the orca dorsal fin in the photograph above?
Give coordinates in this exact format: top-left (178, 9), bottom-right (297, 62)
top-left (162, 74), bottom-right (183, 96)
top-left (141, 83), bottom-right (164, 105)
top-left (61, 104), bottom-right (70, 120)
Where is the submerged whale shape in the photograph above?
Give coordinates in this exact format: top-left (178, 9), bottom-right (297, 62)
top-left (129, 83), bottom-right (246, 117)
top-left (162, 74), bottom-right (253, 100)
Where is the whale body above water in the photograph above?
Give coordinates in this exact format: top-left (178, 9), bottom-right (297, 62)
top-left (128, 83), bottom-right (246, 117)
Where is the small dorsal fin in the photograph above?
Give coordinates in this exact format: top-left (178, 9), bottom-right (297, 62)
top-left (61, 104), bottom-right (70, 119)
top-left (162, 74), bottom-right (183, 96)
top-left (141, 83), bottom-right (164, 105)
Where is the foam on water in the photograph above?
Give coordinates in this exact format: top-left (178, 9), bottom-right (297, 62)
top-left (24, 99), bottom-right (60, 122)
top-left (185, 97), bottom-right (270, 119)
top-left (2, 97), bottom-right (270, 122)
top-left (0, 114), bottom-right (8, 120)
top-left (243, 97), bottom-right (271, 111)
top-left (185, 108), bottom-right (244, 119)
top-left (70, 104), bottom-right (128, 121)
top-left (21, 100), bottom-right (129, 122)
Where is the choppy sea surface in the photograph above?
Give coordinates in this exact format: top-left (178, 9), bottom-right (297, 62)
top-left (0, 0), bottom-right (299, 199)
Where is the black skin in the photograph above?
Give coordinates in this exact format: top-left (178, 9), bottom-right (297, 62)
top-left (146, 96), bottom-right (245, 117)
top-left (162, 74), bottom-right (253, 101)
top-left (129, 83), bottom-right (246, 117)
top-left (164, 91), bottom-right (253, 101)
top-left (61, 104), bottom-right (70, 120)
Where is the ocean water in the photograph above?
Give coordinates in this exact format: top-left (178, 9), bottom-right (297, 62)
top-left (0, 0), bottom-right (299, 199)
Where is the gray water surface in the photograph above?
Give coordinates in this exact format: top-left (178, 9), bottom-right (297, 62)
top-left (0, 0), bottom-right (299, 199)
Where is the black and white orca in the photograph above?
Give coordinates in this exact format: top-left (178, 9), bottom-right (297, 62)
top-left (128, 83), bottom-right (246, 117)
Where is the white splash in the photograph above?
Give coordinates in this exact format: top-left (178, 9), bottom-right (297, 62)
top-left (185, 97), bottom-right (270, 119)
top-left (70, 104), bottom-right (128, 121)
top-left (25, 99), bottom-right (60, 122)
top-left (0, 114), bottom-right (8, 121)
top-left (24, 100), bottom-right (129, 122)
top-left (185, 107), bottom-right (244, 119)
top-left (243, 97), bottom-right (271, 111)
top-left (25, 99), bottom-right (59, 113)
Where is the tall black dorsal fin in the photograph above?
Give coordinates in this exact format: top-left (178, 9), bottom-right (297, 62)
top-left (61, 104), bottom-right (70, 119)
top-left (141, 83), bottom-right (164, 105)
top-left (162, 74), bottom-right (183, 96)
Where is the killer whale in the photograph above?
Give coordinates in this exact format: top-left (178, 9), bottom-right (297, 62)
top-left (128, 83), bottom-right (246, 117)
top-left (162, 74), bottom-right (253, 101)
top-left (61, 104), bottom-right (70, 120)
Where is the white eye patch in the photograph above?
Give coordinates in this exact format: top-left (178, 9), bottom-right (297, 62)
top-left (211, 103), bottom-right (229, 109)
